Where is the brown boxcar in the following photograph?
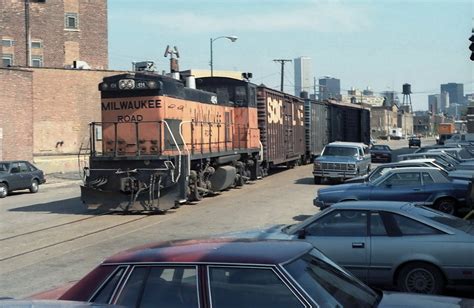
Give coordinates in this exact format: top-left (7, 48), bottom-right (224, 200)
top-left (257, 86), bottom-right (306, 168)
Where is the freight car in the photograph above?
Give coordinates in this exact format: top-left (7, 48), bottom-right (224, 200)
top-left (303, 98), bottom-right (370, 161)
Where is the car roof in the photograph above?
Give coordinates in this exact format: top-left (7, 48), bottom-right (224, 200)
top-left (331, 201), bottom-right (412, 211)
top-left (387, 167), bottom-right (439, 172)
top-left (397, 158), bottom-right (435, 164)
top-left (103, 238), bottom-right (312, 265)
top-left (327, 142), bottom-right (366, 148)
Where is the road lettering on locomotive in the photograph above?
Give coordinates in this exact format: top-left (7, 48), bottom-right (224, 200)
top-left (267, 97), bottom-right (283, 124)
top-left (117, 115), bottom-right (143, 122)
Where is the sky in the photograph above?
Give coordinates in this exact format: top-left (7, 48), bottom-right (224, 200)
top-left (108, 0), bottom-right (474, 111)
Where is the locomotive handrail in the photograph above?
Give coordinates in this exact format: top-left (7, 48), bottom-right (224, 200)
top-left (162, 120), bottom-right (182, 183)
top-left (179, 120), bottom-right (192, 178)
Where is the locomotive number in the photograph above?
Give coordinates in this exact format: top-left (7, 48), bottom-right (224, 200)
top-left (267, 97), bottom-right (283, 124)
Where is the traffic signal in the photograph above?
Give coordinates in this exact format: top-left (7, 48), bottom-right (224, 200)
top-left (470, 32), bottom-right (474, 61)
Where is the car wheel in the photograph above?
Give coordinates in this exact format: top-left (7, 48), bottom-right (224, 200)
top-left (29, 179), bottom-right (39, 193)
top-left (314, 176), bottom-right (321, 184)
top-left (434, 198), bottom-right (456, 215)
top-left (397, 262), bottom-right (444, 295)
top-left (0, 183), bottom-right (8, 198)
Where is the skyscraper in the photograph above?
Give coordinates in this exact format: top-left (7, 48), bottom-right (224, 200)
top-left (428, 94), bottom-right (439, 114)
top-left (319, 77), bottom-right (341, 101)
top-left (294, 56), bottom-right (312, 97)
top-left (440, 83), bottom-right (464, 105)
top-left (440, 91), bottom-right (450, 112)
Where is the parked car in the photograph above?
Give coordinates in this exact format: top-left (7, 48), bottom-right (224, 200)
top-left (425, 148), bottom-right (474, 162)
top-left (314, 167), bottom-right (471, 215)
top-left (313, 142), bottom-right (371, 184)
top-left (370, 145), bottom-right (393, 163)
top-left (399, 152), bottom-right (474, 171)
top-left (0, 161), bottom-right (45, 198)
top-left (408, 136), bottom-right (421, 148)
top-left (231, 202), bottom-right (474, 295)
top-left (31, 238), bottom-right (474, 307)
top-left (345, 159), bottom-right (444, 184)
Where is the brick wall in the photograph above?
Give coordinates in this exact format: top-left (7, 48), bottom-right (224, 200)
top-left (0, 0), bottom-right (108, 69)
top-left (31, 68), bottom-right (122, 156)
top-left (0, 68), bottom-right (34, 161)
top-left (0, 67), bottom-right (125, 171)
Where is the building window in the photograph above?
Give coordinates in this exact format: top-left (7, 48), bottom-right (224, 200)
top-left (2, 54), bottom-right (13, 67)
top-left (31, 55), bottom-right (43, 67)
top-left (31, 40), bottom-right (42, 49)
top-left (1, 39), bottom-right (14, 47)
top-left (65, 13), bottom-right (79, 29)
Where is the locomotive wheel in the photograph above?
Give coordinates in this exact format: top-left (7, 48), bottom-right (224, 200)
top-left (189, 184), bottom-right (203, 202)
top-left (236, 174), bottom-right (245, 187)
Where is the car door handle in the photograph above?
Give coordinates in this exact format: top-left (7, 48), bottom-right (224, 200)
top-left (412, 188), bottom-right (421, 191)
top-left (352, 242), bottom-right (365, 248)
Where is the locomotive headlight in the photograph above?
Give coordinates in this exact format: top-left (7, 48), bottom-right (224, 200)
top-left (147, 81), bottom-right (157, 89)
top-left (348, 164), bottom-right (356, 170)
top-left (119, 79), bottom-right (135, 90)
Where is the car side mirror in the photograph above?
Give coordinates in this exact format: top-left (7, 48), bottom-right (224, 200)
top-left (10, 167), bottom-right (20, 174)
top-left (297, 229), bottom-right (307, 239)
top-left (385, 183), bottom-right (392, 188)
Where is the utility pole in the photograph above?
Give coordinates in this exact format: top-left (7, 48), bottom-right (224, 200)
top-left (273, 59), bottom-right (291, 92)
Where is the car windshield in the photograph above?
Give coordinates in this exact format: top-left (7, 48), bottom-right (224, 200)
top-left (368, 166), bottom-right (392, 182)
top-left (0, 163), bottom-right (10, 172)
top-left (405, 205), bottom-right (474, 234)
top-left (457, 148), bottom-right (474, 159)
top-left (322, 146), bottom-right (358, 157)
top-left (284, 249), bottom-right (380, 308)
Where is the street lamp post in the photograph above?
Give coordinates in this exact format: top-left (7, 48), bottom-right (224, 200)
top-left (210, 35), bottom-right (238, 77)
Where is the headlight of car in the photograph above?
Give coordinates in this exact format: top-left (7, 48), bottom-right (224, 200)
top-left (314, 162), bottom-right (321, 170)
top-left (348, 164), bottom-right (356, 170)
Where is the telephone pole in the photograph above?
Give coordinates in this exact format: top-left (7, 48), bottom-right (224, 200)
top-left (273, 59), bottom-right (292, 92)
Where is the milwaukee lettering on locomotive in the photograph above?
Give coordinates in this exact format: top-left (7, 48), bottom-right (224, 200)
top-left (101, 99), bottom-right (161, 111)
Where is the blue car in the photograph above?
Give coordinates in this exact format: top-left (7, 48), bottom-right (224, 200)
top-left (314, 167), bottom-right (471, 215)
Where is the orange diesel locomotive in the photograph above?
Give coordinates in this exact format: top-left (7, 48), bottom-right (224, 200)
top-left (82, 73), bottom-right (270, 212)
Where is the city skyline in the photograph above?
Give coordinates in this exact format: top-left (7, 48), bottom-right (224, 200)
top-left (108, 0), bottom-right (473, 111)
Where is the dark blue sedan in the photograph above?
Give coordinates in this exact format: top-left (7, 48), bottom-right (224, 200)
top-left (314, 167), bottom-right (470, 215)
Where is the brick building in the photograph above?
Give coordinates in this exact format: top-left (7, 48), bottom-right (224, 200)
top-left (0, 0), bottom-right (107, 69)
top-left (0, 67), bottom-right (124, 172)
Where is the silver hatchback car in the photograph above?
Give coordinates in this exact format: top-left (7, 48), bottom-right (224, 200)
top-left (232, 201), bottom-right (474, 295)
